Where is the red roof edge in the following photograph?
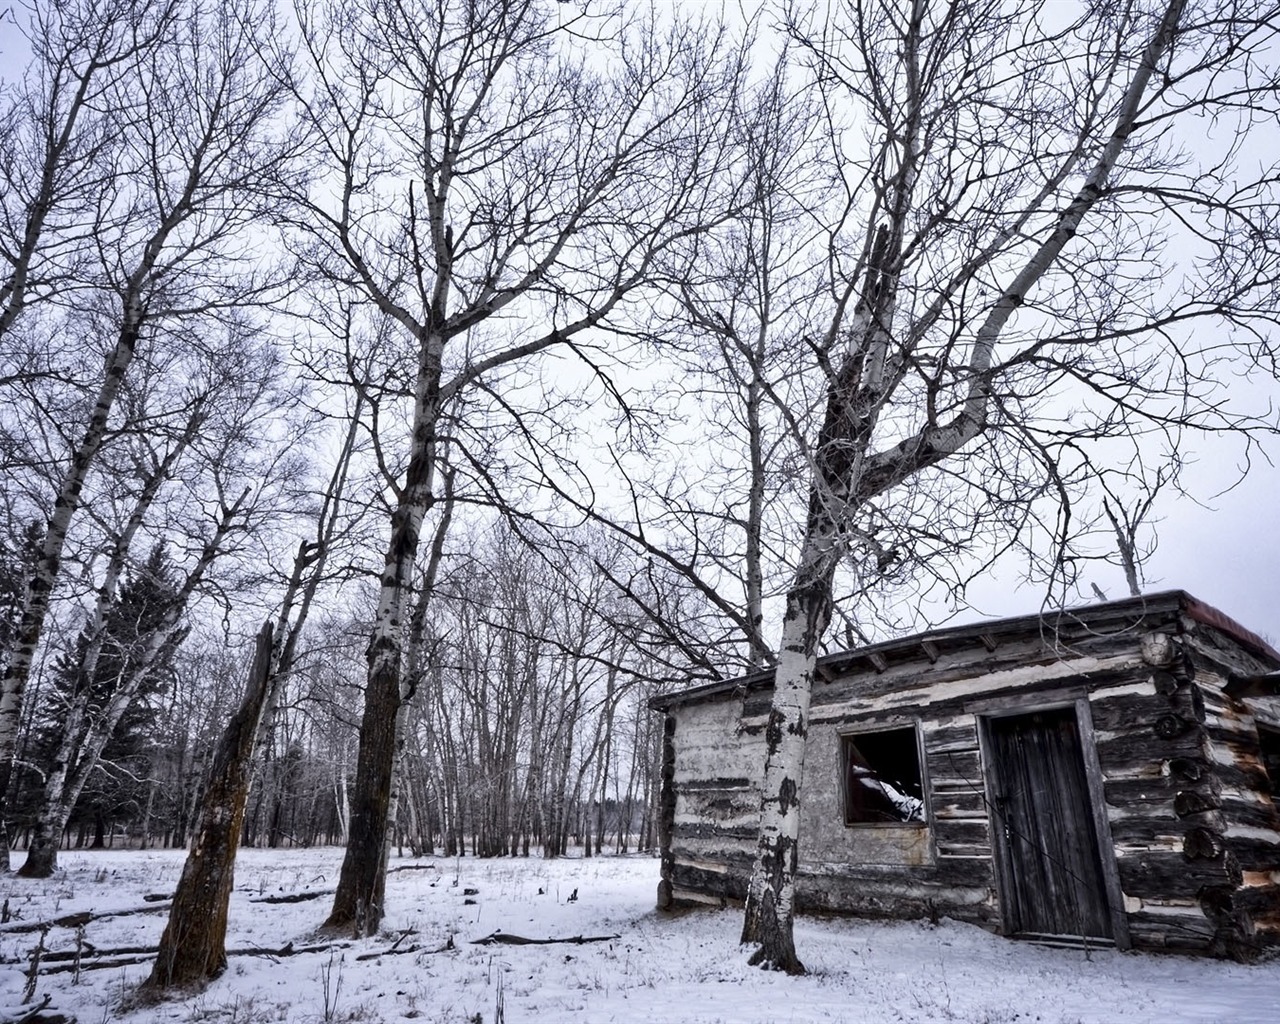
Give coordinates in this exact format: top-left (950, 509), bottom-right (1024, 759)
top-left (1181, 595), bottom-right (1280, 665)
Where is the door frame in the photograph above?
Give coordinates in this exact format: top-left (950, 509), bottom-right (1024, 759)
top-left (977, 697), bottom-right (1130, 948)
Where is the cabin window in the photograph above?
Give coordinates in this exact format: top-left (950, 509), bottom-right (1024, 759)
top-left (841, 726), bottom-right (925, 825)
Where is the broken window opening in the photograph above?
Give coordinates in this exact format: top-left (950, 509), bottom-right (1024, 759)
top-left (841, 726), bottom-right (925, 825)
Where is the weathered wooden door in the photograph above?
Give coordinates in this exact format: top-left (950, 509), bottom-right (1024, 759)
top-left (987, 708), bottom-right (1114, 941)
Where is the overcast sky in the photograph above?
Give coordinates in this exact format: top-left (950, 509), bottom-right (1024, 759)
top-left (956, 435), bottom-right (1280, 648)
top-left (3, 3), bottom-right (1276, 652)
top-left (1107, 450), bottom-right (1280, 644)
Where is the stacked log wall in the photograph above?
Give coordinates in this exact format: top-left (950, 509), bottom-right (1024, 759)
top-left (665, 694), bottom-right (762, 907)
top-left (1181, 623), bottom-right (1280, 950)
top-left (1086, 629), bottom-right (1231, 953)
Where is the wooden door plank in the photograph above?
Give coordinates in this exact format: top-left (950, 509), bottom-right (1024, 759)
top-left (988, 708), bottom-right (1114, 940)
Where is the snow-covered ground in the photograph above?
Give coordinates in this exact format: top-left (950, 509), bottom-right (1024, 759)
top-left (1, 847), bottom-right (1277, 1023)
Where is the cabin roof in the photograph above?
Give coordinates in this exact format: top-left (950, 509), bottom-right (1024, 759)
top-left (648, 589), bottom-right (1280, 711)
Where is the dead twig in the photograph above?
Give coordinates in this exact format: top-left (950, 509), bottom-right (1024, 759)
top-left (354, 932), bottom-right (453, 962)
top-left (21, 928), bottom-right (47, 1002)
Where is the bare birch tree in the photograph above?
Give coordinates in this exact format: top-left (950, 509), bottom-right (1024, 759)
top-left (0, 0), bottom-right (178, 348)
top-left (16, 322), bottom-right (306, 877)
top-left (282, 0), bottom-right (745, 934)
top-left (737, 0), bottom-right (1280, 971)
top-left (0, 0), bottom-right (295, 868)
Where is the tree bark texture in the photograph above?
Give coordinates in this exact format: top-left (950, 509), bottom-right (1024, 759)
top-left (739, 562), bottom-right (835, 974)
top-left (144, 622), bottom-right (274, 990)
top-left (325, 333), bottom-right (443, 935)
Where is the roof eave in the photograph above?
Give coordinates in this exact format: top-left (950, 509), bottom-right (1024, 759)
top-left (649, 589), bottom-right (1276, 713)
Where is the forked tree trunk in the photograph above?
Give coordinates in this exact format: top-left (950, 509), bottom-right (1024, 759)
top-left (144, 622), bottom-right (274, 991)
top-left (740, 219), bottom-right (895, 972)
top-left (739, 0), bottom-right (1188, 973)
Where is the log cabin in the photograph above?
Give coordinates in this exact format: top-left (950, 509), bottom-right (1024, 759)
top-left (650, 590), bottom-right (1280, 957)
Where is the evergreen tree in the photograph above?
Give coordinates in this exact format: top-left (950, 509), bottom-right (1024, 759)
top-left (0, 523), bottom-right (42, 678)
top-left (11, 544), bottom-right (186, 846)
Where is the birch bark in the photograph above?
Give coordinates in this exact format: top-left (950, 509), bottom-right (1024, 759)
top-left (324, 329), bottom-right (445, 933)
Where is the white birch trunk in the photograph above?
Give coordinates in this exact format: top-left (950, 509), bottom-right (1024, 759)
top-left (325, 321), bottom-right (446, 932)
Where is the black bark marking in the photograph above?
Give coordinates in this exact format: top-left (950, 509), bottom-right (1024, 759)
top-left (764, 708), bottom-right (785, 755)
top-left (777, 776), bottom-right (798, 817)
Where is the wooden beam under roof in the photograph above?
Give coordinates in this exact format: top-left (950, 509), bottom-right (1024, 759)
top-left (1224, 672), bottom-right (1280, 700)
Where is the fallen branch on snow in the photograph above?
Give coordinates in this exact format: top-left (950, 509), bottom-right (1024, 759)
top-left (250, 889), bottom-right (334, 904)
top-left (247, 863), bottom-right (432, 904)
top-left (471, 931), bottom-right (619, 947)
top-left (23, 943), bottom-right (153, 964)
top-left (354, 940), bottom-right (454, 960)
top-left (0, 994), bottom-right (74, 1024)
top-left (36, 939), bottom-right (353, 976)
top-left (0, 903), bottom-right (170, 935)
